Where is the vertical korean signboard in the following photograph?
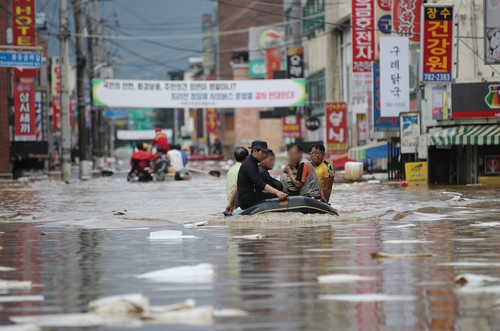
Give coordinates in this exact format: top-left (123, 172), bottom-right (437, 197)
top-left (326, 102), bottom-right (348, 155)
top-left (352, 0), bottom-right (376, 83)
top-left (282, 116), bottom-right (301, 138)
top-left (265, 48), bottom-right (281, 79)
top-left (380, 37), bottom-right (410, 117)
top-left (205, 108), bottom-right (218, 133)
top-left (286, 47), bottom-right (304, 79)
top-left (35, 87), bottom-right (48, 141)
top-left (393, 0), bottom-right (422, 47)
top-left (12, 0), bottom-right (37, 78)
top-left (357, 114), bottom-right (368, 145)
top-left (14, 83), bottom-right (36, 141)
top-left (372, 62), bottom-right (400, 131)
top-left (375, 0), bottom-right (392, 58)
top-left (421, 4), bottom-right (454, 83)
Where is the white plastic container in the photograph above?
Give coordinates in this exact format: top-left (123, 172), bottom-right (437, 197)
top-left (344, 162), bottom-right (364, 181)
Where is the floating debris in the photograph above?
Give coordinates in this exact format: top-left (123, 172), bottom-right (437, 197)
top-left (232, 234), bottom-right (266, 239)
top-left (0, 267), bottom-right (16, 272)
top-left (0, 280), bottom-right (31, 289)
top-left (439, 262), bottom-right (500, 267)
top-left (317, 274), bottom-right (375, 283)
top-left (0, 324), bottom-right (41, 331)
top-left (370, 252), bottom-right (433, 259)
top-left (387, 224), bottom-right (416, 229)
top-left (441, 191), bottom-right (463, 196)
top-left (0, 295), bottom-right (44, 303)
top-left (213, 308), bottom-right (248, 317)
top-left (112, 209), bottom-right (127, 216)
top-left (39, 231), bottom-right (47, 236)
top-left (455, 273), bottom-right (500, 287)
top-left (183, 221), bottom-right (208, 228)
top-left (148, 230), bottom-right (197, 240)
top-left (319, 294), bottom-right (416, 302)
top-left (450, 195), bottom-right (465, 202)
top-left (88, 294), bottom-right (150, 315)
top-left (135, 263), bottom-right (215, 283)
top-left (383, 240), bottom-right (433, 244)
top-left (149, 299), bottom-right (196, 314)
top-left (470, 222), bottom-right (500, 227)
top-left (455, 285), bottom-right (500, 294)
top-left (142, 305), bottom-right (214, 326)
top-left (10, 314), bottom-right (129, 327)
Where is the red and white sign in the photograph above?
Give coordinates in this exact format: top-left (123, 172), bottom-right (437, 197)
top-left (14, 83), bottom-right (36, 141)
top-left (51, 57), bottom-right (61, 96)
top-left (52, 97), bottom-right (73, 130)
top-left (282, 115), bottom-right (301, 138)
top-left (352, 0), bottom-right (376, 73)
top-left (326, 102), bottom-right (348, 155)
top-left (393, 0), bottom-right (422, 46)
top-left (357, 113), bottom-right (368, 145)
top-left (265, 48), bottom-right (281, 79)
top-left (205, 108), bottom-right (218, 133)
top-left (375, 0), bottom-right (392, 58)
top-left (12, 0), bottom-right (37, 78)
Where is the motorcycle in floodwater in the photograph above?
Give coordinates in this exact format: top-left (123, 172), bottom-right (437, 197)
top-left (154, 155), bottom-right (169, 181)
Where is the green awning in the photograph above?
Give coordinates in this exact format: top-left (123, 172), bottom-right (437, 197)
top-left (426, 125), bottom-right (500, 146)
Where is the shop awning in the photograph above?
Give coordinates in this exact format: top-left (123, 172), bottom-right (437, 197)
top-left (426, 125), bottom-right (500, 146)
top-left (348, 141), bottom-right (388, 161)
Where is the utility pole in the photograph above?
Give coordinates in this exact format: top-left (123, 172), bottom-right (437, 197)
top-left (73, 0), bottom-right (89, 178)
top-left (86, 0), bottom-right (97, 165)
top-left (93, 0), bottom-right (106, 164)
top-left (59, 0), bottom-right (72, 181)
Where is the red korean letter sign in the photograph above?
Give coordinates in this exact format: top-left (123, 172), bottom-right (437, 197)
top-left (326, 102), bottom-right (348, 155)
top-left (265, 48), bottom-right (282, 79)
top-left (205, 108), bottom-right (218, 133)
top-left (14, 83), bottom-right (36, 141)
top-left (12, 0), bottom-right (37, 78)
top-left (393, 0), bottom-right (422, 44)
top-left (352, 0), bottom-right (376, 73)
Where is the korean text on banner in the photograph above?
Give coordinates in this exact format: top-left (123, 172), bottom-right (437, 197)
top-left (205, 108), bottom-right (218, 133)
top-left (421, 4), bottom-right (454, 83)
top-left (380, 37), bottom-right (410, 117)
top-left (352, 0), bottom-right (376, 73)
top-left (265, 48), bottom-right (281, 79)
top-left (282, 116), bottom-right (301, 138)
top-left (373, 62), bottom-right (399, 131)
top-left (393, 0), bottom-right (422, 46)
top-left (326, 102), bottom-right (348, 155)
top-left (400, 112), bottom-right (420, 154)
top-left (14, 83), bottom-right (36, 141)
top-left (357, 114), bottom-right (368, 145)
top-left (405, 162), bottom-right (427, 185)
top-left (485, 0), bottom-right (500, 64)
top-left (12, 0), bottom-right (37, 78)
top-left (92, 79), bottom-right (306, 109)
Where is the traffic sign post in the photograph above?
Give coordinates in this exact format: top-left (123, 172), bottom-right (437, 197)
top-left (0, 52), bottom-right (42, 68)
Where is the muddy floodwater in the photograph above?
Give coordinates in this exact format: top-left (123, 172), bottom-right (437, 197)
top-left (1, 176), bottom-right (500, 330)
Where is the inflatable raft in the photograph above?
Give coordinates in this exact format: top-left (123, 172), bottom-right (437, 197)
top-left (239, 196), bottom-right (339, 216)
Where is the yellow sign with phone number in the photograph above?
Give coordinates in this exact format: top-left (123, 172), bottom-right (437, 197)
top-left (405, 162), bottom-right (428, 185)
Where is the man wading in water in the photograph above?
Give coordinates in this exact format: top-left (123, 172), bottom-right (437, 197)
top-left (226, 141), bottom-right (287, 213)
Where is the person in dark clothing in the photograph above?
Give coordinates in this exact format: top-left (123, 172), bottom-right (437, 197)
top-left (226, 141), bottom-right (287, 212)
top-left (259, 151), bottom-right (283, 191)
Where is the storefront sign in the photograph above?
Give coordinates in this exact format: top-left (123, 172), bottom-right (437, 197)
top-left (12, 0), bottom-right (37, 78)
top-left (14, 83), bottom-right (36, 141)
top-left (286, 46), bottom-right (304, 78)
top-left (249, 27), bottom-right (284, 78)
top-left (282, 115), bottom-right (301, 138)
top-left (431, 85), bottom-right (448, 120)
top-left (265, 48), bottom-right (281, 80)
top-left (393, 0), bottom-right (422, 47)
top-left (451, 82), bottom-right (500, 118)
top-left (326, 102), bottom-right (348, 155)
top-left (421, 4), bottom-right (454, 83)
top-left (35, 87), bottom-right (48, 141)
top-left (372, 62), bottom-right (400, 131)
top-left (92, 79), bottom-right (306, 108)
top-left (205, 108), bottom-right (218, 133)
top-left (53, 97), bottom-right (73, 130)
top-left (400, 112), bottom-right (420, 153)
top-left (352, 0), bottom-right (376, 73)
top-left (405, 162), bottom-right (427, 184)
top-left (51, 57), bottom-right (60, 96)
top-left (485, 0), bottom-right (500, 64)
top-left (357, 113), bottom-right (368, 145)
top-left (380, 37), bottom-right (410, 117)
top-left (376, 0), bottom-right (392, 58)
top-left (485, 155), bottom-right (500, 174)
top-left (305, 116), bottom-right (321, 131)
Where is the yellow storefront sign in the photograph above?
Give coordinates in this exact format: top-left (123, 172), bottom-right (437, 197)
top-left (405, 162), bottom-right (428, 185)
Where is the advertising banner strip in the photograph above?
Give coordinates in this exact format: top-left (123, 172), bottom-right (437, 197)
top-left (282, 115), bottom-right (301, 138)
top-left (12, 0), bottom-right (37, 78)
top-left (35, 87), bottom-right (48, 142)
top-left (485, 0), bottom-right (500, 65)
top-left (373, 62), bottom-right (400, 132)
top-left (421, 4), bottom-right (454, 83)
top-left (451, 82), bottom-right (500, 119)
top-left (206, 108), bottom-right (219, 133)
top-left (14, 83), bottom-right (36, 141)
top-left (92, 79), bottom-right (306, 108)
top-left (326, 102), bottom-right (348, 155)
top-left (265, 48), bottom-right (281, 80)
top-left (393, 0), bottom-right (422, 46)
top-left (380, 37), bottom-right (410, 117)
top-left (352, 0), bottom-right (376, 73)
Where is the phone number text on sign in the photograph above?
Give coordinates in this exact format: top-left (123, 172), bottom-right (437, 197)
top-left (421, 4), bottom-right (453, 83)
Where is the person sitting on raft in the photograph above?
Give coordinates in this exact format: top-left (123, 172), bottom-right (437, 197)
top-left (259, 151), bottom-right (283, 191)
top-left (128, 143), bottom-right (158, 182)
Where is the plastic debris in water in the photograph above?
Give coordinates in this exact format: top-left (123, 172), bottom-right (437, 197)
top-left (88, 294), bottom-right (150, 315)
top-left (0, 267), bottom-right (16, 272)
top-left (0, 295), bottom-right (44, 303)
top-left (370, 252), bottom-right (433, 258)
top-left (0, 324), bottom-right (41, 331)
top-left (213, 308), bottom-right (248, 317)
top-left (317, 274), bottom-right (375, 283)
top-left (183, 221), bottom-right (208, 228)
top-left (319, 294), bottom-right (416, 302)
top-left (148, 230), bottom-right (197, 240)
top-left (470, 222), bottom-right (500, 227)
top-left (383, 240), bottom-right (433, 244)
top-left (135, 263), bottom-right (215, 283)
top-left (441, 191), bottom-right (463, 196)
top-left (387, 224), bottom-right (416, 229)
top-left (112, 209), bottom-right (127, 216)
top-left (232, 234), bottom-right (266, 239)
top-left (455, 273), bottom-right (500, 287)
top-left (0, 280), bottom-right (31, 289)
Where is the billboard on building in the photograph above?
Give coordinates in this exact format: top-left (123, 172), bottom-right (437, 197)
top-left (249, 27), bottom-right (284, 78)
top-left (393, 0), bottom-right (422, 47)
top-left (326, 102), bottom-right (348, 155)
top-left (400, 112), bottom-right (420, 154)
top-left (12, 0), bottom-right (37, 78)
top-left (286, 46), bottom-right (304, 78)
top-left (373, 62), bottom-right (400, 131)
top-left (421, 4), bottom-right (454, 83)
top-left (14, 83), bottom-right (36, 141)
top-left (451, 82), bottom-right (500, 118)
top-left (352, 0), bottom-right (376, 74)
top-left (485, 0), bottom-right (500, 64)
top-left (380, 37), bottom-right (410, 117)
top-left (205, 108), bottom-right (218, 133)
top-left (92, 79), bottom-right (306, 108)
top-left (282, 115), bottom-right (300, 138)
top-left (265, 48), bottom-right (281, 79)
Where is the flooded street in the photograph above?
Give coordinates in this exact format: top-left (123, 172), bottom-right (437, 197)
top-left (1, 177), bottom-right (500, 330)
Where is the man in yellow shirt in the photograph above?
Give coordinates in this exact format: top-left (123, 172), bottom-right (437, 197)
top-left (309, 143), bottom-right (335, 202)
top-left (226, 147), bottom-right (249, 203)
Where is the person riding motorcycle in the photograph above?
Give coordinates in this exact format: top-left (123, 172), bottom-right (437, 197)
top-left (153, 147), bottom-right (170, 181)
top-left (128, 143), bottom-right (158, 182)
